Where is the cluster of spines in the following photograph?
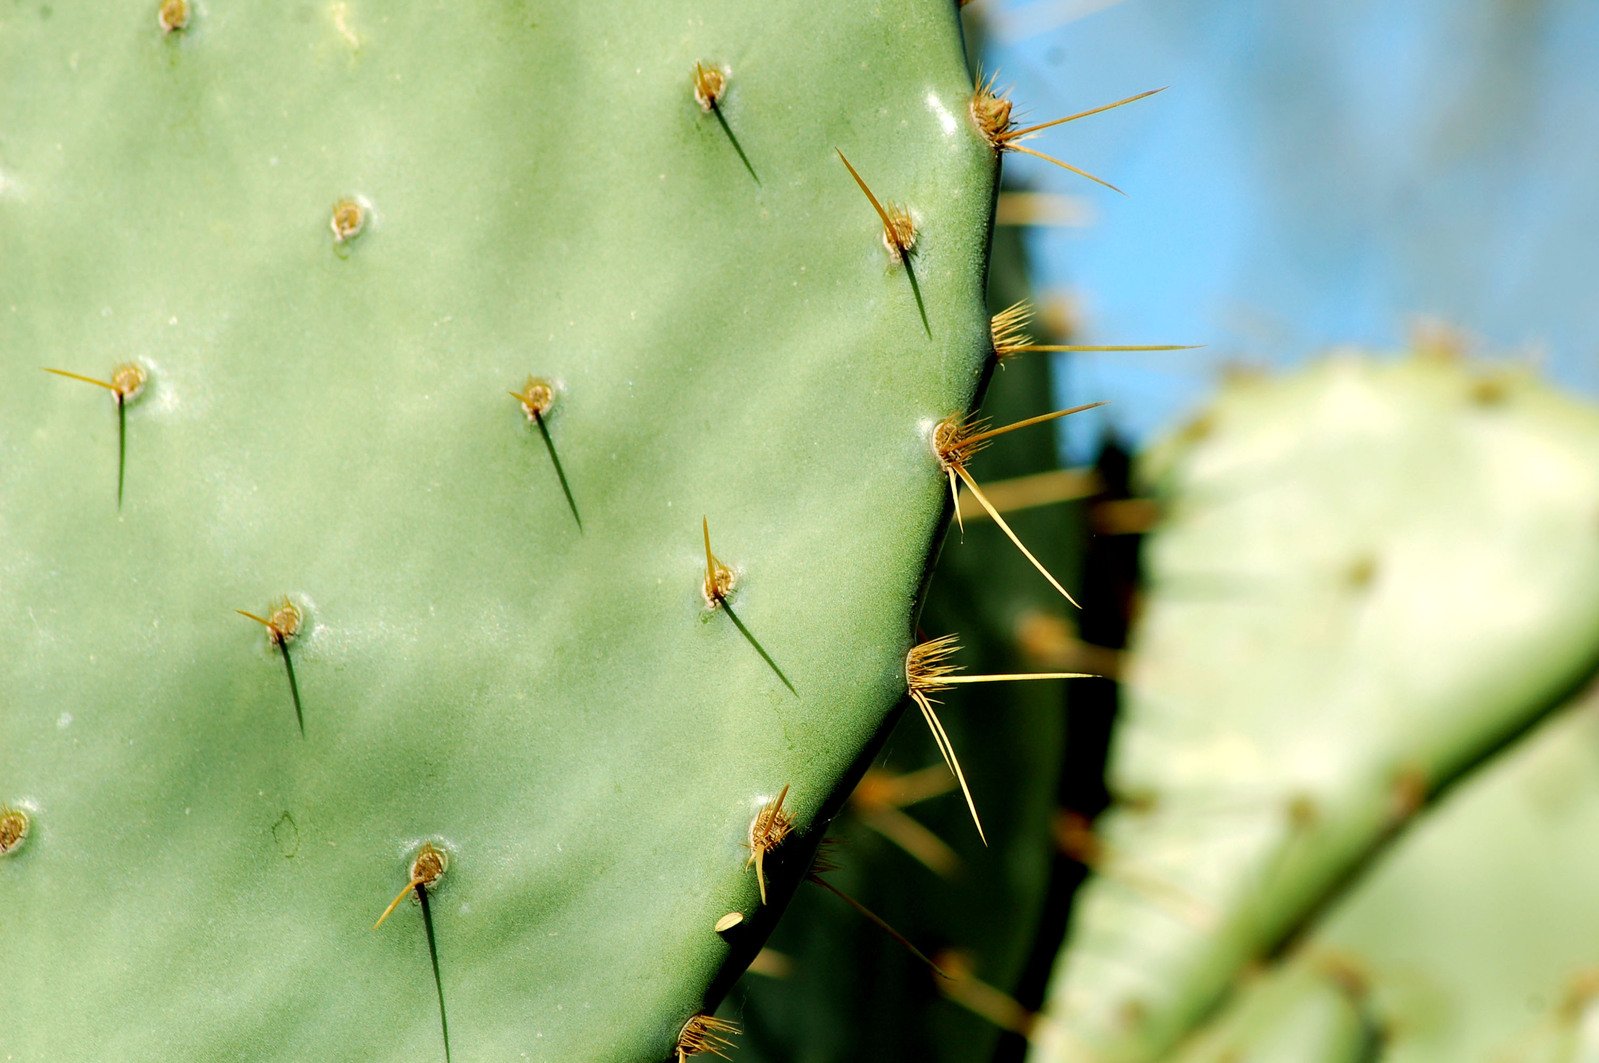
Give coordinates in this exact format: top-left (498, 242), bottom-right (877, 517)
top-left (676, 1014), bottom-right (741, 1062)
top-left (990, 300), bottom-right (1196, 362)
top-left (14, 5), bottom-right (1185, 1059)
top-left (971, 71), bottom-right (1164, 195)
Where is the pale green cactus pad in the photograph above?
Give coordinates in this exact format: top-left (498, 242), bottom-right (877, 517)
top-left (1169, 961), bottom-right (1381, 1063)
top-left (0, 2), bottom-right (1003, 1059)
top-left (1306, 694), bottom-right (1599, 1062)
top-left (1031, 355), bottom-right (1599, 1062)
top-left (1171, 692), bottom-right (1599, 1063)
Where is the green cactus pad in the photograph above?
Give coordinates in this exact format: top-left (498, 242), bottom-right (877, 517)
top-left (1169, 961), bottom-right (1381, 1063)
top-left (0, 3), bottom-right (1000, 1059)
top-left (1307, 695), bottom-right (1599, 1061)
top-left (736, 224), bottom-right (1091, 1063)
top-left (1173, 691), bottom-right (1599, 1062)
top-left (1031, 355), bottom-right (1599, 1062)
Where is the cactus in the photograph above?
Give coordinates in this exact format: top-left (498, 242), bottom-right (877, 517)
top-left (1028, 355), bottom-right (1599, 1061)
top-left (0, 0), bottom-right (1182, 1054)
top-left (0, 1), bottom-right (1038, 1058)
top-left (1170, 690), bottom-right (1599, 1062)
top-left (1169, 961), bottom-right (1381, 1063)
top-left (733, 221), bottom-right (1098, 1061)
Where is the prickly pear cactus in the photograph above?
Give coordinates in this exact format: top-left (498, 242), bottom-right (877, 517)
top-left (0, 3), bottom-right (1008, 1059)
top-left (735, 223), bottom-right (1090, 1063)
top-left (1030, 355), bottom-right (1599, 1062)
top-left (1301, 693), bottom-right (1599, 1062)
top-left (1171, 690), bottom-right (1599, 1063)
top-left (1169, 959), bottom-right (1382, 1063)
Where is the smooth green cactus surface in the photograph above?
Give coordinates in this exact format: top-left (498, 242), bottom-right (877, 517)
top-left (1030, 356), bottom-right (1599, 1062)
top-left (0, 3), bottom-right (1003, 1059)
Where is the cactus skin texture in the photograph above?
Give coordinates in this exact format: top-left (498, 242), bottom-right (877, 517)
top-left (736, 224), bottom-right (1088, 1062)
top-left (1030, 355), bottom-right (1599, 1062)
top-left (0, 3), bottom-right (1002, 1059)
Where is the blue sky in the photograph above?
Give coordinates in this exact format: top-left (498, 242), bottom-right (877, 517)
top-left (983, 0), bottom-right (1599, 457)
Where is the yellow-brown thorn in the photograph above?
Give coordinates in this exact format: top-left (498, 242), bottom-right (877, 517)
top-left (809, 839), bottom-right (948, 976)
top-left (851, 766), bottom-right (960, 875)
top-left (373, 842), bottom-right (448, 929)
top-left (970, 69), bottom-right (1014, 145)
top-left (907, 636), bottom-right (1097, 845)
top-left (995, 191), bottom-right (1092, 228)
top-left (1092, 498), bottom-right (1162, 536)
top-left (236, 598), bottom-right (302, 646)
top-left (954, 467), bottom-right (1100, 525)
top-left (1014, 610), bottom-right (1126, 680)
top-left (676, 1015), bottom-right (740, 1062)
top-left (330, 198), bottom-right (366, 243)
top-left (747, 785), bottom-right (793, 905)
top-left (0, 806), bottom-right (29, 855)
top-left (936, 950), bottom-right (1042, 1039)
top-left (999, 87), bottom-right (1167, 145)
top-left (989, 301), bottom-right (1034, 357)
top-left (978, 404), bottom-right (1096, 446)
top-left (982, 87), bottom-right (1166, 195)
top-left (509, 376), bottom-right (555, 419)
top-left (692, 61), bottom-right (726, 112)
top-left (46, 362), bottom-right (148, 510)
top-left (702, 517), bottom-right (735, 608)
top-left (990, 301), bottom-right (1198, 361)
top-left (910, 635), bottom-right (1096, 695)
top-left (1560, 968), bottom-right (1599, 1023)
top-left (934, 404), bottom-right (1107, 606)
top-left (158, 0), bottom-right (188, 33)
top-left (1054, 811), bottom-right (1216, 929)
top-left (835, 149), bottom-right (916, 262)
top-left (43, 363), bottom-right (147, 404)
top-left (746, 949), bottom-right (793, 979)
top-left (935, 949), bottom-right (1092, 1052)
top-left (853, 764), bottom-right (959, 811)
